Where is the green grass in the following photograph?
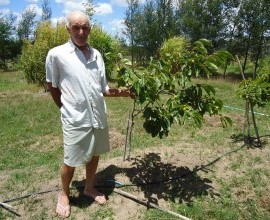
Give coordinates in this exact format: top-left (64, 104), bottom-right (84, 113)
top-left (0, 71), bottom-right (270, 219)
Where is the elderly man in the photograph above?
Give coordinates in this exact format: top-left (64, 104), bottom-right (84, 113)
top-left (46, 11), bottom-right (130, 218)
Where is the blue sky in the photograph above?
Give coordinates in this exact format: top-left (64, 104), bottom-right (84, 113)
top-left (0, 0), bottom-right (132, 36)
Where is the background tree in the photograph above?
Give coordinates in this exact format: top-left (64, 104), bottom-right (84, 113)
top-left (89, 25), bottom-right (121, 80)
top-left (19, 21), bottom-right (68, 85)
top-left (233, 0), bottom-right (270, 77)
top-left (219, 0), bottom-right (241, 77)
top-left (0, 13), bottom-right (21, 70)
top-left (124, 0), bottom-right (180, 64)
top-left (41, 0), bottom-right (52, 21)
top-left (124, 0), bottom-right (139, 67)
top-left (17, 7), bottom-right (37, 40)
top-left (137, 1), bottom-right (159, 59)
top-left (84, 0), bottom-right (96, 19)
top-left (177, 0), bottom-right (226, 49)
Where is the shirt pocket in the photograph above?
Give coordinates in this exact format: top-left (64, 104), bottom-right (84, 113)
top-left (88, 62), bottom-right (102, 92)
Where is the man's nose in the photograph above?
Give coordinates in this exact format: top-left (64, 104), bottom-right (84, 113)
top-left (79, 28), bottom-right (84, 34)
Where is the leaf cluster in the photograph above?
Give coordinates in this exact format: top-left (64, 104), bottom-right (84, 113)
top-left (237, 77), bottom-right (270, 108)
top-left (117, 38), bottom-right (233, 138)
top-left (19, 21), bottom-right (68, 85)
top-left (237, 56), bottom-right (270, 108)
top-left (89, 26), bottom-right (121, 80)
top-left (0, 13), bottom-right (21, 70)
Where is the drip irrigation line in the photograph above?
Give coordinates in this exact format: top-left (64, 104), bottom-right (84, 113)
top-left (1, 143), bottom-right (246, 207)
top-left (224, 105), bottom-right (270, 117)
top-left (2, 188), bottom-right (61, 204)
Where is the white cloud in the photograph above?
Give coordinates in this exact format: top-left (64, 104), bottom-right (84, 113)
top-left (53, 1), bottom-right (114, 17)
top-left (172, 0), bottom-right (179, 8)
top-left (26, 0), bottom-right (39, 4)
top-left (51, 16), bottom-right (66, 27)
top-left (64, 1), bottom-right (85, 13)
top-left (54, 0), bottom-right (89, 16)
top-left (0, 8), bottom-right (21, 19)
top-left (0, 0), bottom-right (9, 6)
top-left (0, 8), bottom-right (10, 15)
top-left (55, 0), bottom-right (65, 3)
top-left (109, 18), bottom-right (125, 33)
top-left (110, 0), bottom-right (146, 7)
top-left (110, 0), bottom-right (127, 7)
top-left (26, 4), bottom-right (43, 16)
top-left (0, 9), bottom-right (20, 28)
top-left (94, 3), bottom-right (113, 15)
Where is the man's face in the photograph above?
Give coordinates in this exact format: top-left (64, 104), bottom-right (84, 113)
top-left (68, 15), bottom-right (91, 47)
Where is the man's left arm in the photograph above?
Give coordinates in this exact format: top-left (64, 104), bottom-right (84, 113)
top-left (104, 88), bottom-right (133, 97)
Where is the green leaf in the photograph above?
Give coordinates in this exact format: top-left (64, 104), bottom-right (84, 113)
top-left (201, 84), bottom-right (216, 96)
top-left (208, 62), bottom-right (219, 71)
top-left (220, 116), bottom-right (233, 127)
top-left (191, 111), bottom-right (203, 127)
top-left (198, 38), bottom-right (212, 47)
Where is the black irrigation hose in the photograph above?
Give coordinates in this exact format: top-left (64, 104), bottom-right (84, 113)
top-left (1, 144), bottom-right (246, 206)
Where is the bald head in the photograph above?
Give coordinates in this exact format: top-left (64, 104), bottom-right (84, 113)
top-left (66, 11), bottom-right (91, 29)
top-left (66, 11), bottom-right (91, 47)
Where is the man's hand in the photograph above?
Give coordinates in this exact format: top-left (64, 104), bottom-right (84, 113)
top-left (105, 88), bottom-right (135, 98)
top-left (47, 82), bottom-right (62, 108)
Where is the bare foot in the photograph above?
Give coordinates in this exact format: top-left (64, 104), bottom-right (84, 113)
top-left (56, 193), bottom-right (70, 218)
top-left (84, 188), bottom-right (107, 205)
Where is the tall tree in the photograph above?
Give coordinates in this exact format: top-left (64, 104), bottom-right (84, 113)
top-left (124, 0), bottom-right (180, 63)
top-left (157, 0), bottom-right (179, 41)
top-left (138, 1), bottom-right (159, 59)
top-left (0, 13), bottom-right (21, 70)
top-left (234, 0), bottom-right (270, 77)
top-left (177, 0), bottom-right (226, 49)
top-left (217, 0), bottom-right (241, 77)
top-left (41, 0), bottom-right (52, 21)
top-left (83, 0), bottom-right (95, 20)
top-left (124, 0), bottom-right (139, 67)
top-left (17, 7), bottom-right (37, 40)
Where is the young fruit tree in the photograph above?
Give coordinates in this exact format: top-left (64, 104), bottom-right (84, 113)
top-left (236, 56), bottom-right (270, 147)
top-left (116, 37), bottom-right (234, 160)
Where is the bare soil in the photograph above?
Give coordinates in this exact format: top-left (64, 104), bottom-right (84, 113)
top-left (1, 128), bottom-right (270, 220)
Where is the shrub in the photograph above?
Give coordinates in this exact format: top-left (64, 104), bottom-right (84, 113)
top-left (19, 21), bottom-right (68, 85)
top-left (89, 25), bottom-right (120, 80)
top-left (159, 36), bottom-right (190, 74)
top-left (258, 56), bottom-right (270, 82)
top-left (20, 21), bottom-right (120, 84)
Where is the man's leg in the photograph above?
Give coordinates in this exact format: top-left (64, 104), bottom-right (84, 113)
top-left (84, 156), bottom-right (99, 192)
top-left (56, 164), bottom-right (75, 217)
top-left (84, 156), bottom-right (106, 204)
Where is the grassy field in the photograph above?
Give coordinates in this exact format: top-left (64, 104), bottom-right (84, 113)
top-left (0, 71), bottom-right (270, 219)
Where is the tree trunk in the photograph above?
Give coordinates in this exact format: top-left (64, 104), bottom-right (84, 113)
top-left (250, 103), bottom-right (261, 147)
top-left (252, 31), bottom-right (264, 79)
top-left (242, 32), bottom-right (252, 74)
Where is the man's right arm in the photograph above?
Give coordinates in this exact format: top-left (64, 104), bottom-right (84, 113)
top-left (47, 82), bottom-right (62, 108)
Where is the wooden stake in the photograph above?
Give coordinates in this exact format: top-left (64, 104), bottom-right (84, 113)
top-left (0, 202), bottom-right (20, 217)
top-left (113, 188), bottom-right (191, 220)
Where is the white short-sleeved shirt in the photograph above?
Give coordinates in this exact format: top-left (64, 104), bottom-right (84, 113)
top-left (46, 40), bottom-right (109, 128)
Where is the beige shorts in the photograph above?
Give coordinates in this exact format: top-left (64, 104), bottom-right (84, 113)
top-left (62, 124), bottom-right (110, 167)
